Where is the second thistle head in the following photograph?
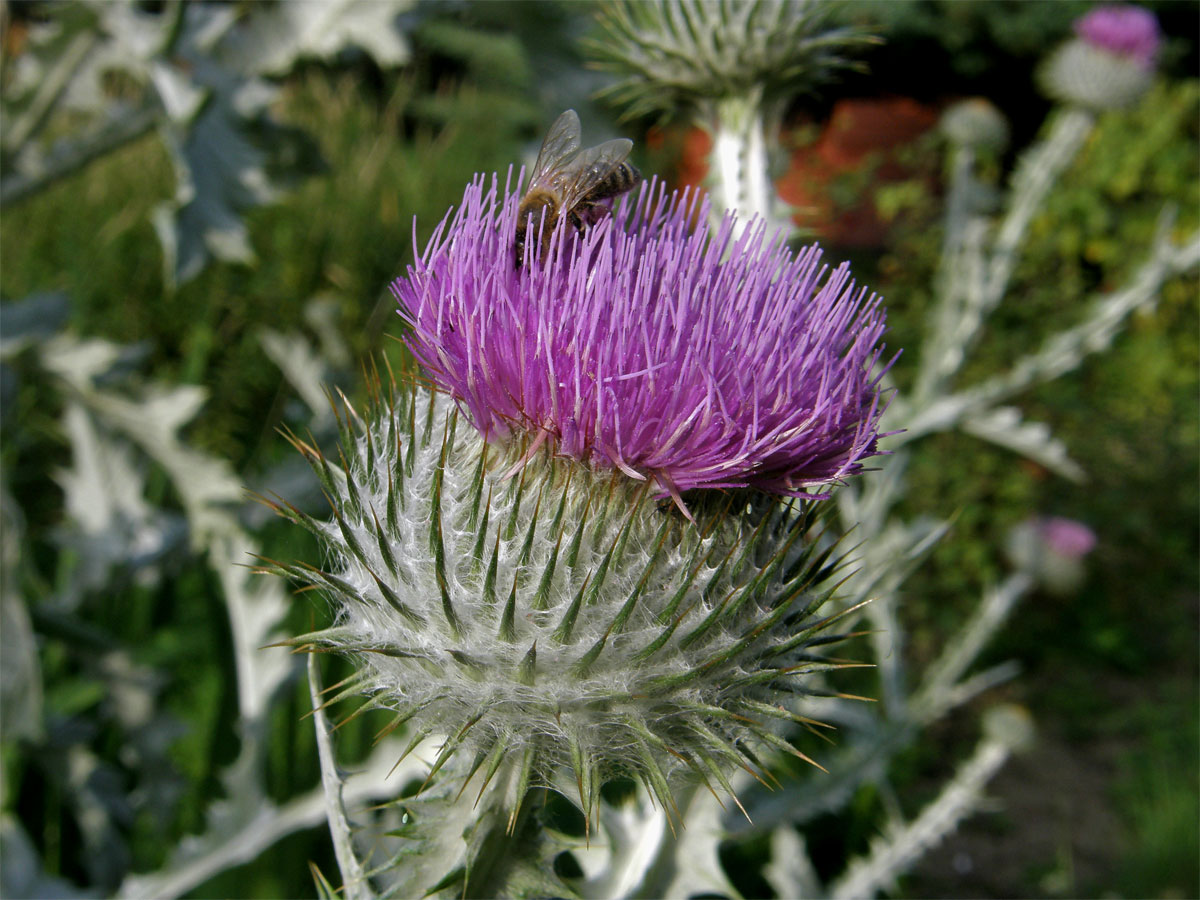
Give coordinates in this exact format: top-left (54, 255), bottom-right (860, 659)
top-left (1041, 3), bottom-right (1163, 110)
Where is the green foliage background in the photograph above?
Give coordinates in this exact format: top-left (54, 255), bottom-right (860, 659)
top-left (874, 80), bottom-right (1198, 898)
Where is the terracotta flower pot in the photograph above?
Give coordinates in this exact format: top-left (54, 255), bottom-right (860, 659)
top-left (664, 97), bottom-right (940, 247)
top-left (779, 97), bottom-right (939, 247)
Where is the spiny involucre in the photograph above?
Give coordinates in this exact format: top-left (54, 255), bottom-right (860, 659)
top-left (267, 171), bottom-right (894, 853)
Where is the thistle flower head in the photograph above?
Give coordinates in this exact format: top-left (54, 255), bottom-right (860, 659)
top-left (270, 165), bottom-right (892, 888)
top-left (587, 0), bottom-right (875, 118)
top-left (394, 174), bottom-right (892, 508)
top-left (1037, 516), bottom-right (1098, 558)
top-left (1074, 4), bottom-right (1162, 70)
top-left (1040, 4), bottom-right (1161, 110)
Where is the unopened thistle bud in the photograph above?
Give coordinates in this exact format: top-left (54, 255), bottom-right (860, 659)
top-left (940, 98), bottom-right (1009, 154)
top-left (268, 171), bottom-right (893, 889)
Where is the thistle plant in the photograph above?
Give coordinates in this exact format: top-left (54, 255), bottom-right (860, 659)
top-left (8, 2), bottom-right (1191, 897)
top-left (263, 173), bottom-right (893, 895)
top-left (569, 2), bottom-right (1199, 897)
top-left (589, 0), bottom-right (875, 233)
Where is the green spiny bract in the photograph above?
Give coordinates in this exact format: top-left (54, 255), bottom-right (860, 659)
top-left (266, 374), bottom-right (861, 832)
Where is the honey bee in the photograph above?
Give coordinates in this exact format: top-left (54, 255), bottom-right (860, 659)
top-left (514, 109), bottom-right (642, 266)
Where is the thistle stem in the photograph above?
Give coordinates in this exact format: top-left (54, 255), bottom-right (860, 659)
top-left (702, 90), bottom-right (790, 237)
top-left (913, 107), bottom-right (1095, 404)
top-left (308, 656), bottom-right (370, 900)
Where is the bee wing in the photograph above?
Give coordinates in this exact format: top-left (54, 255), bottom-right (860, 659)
top-left (557, 137), bottom-right (634, 210)
top-left (529, 109), bottom-right (583, 191)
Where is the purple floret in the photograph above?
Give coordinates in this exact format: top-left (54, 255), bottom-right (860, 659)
top-left (394, 173), bottom-right (894, 502)
top-left (1075, 4), bottom-right (1162, 69)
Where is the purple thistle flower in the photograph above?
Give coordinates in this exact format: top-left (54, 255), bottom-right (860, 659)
top-left (1074, 4), bottom-right (1162, 70)
top-left (393, 173), bottom-right (893, 505)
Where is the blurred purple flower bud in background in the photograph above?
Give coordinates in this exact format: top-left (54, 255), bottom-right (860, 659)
top-left (393, 174), bottom-right (894, 507)
top-left (1075, 3), bottom-right (1162, 70)
top-left (1007, 515), bottom-right (1098, 595)
top-left (1039, 516), bottom-right (1098, 558)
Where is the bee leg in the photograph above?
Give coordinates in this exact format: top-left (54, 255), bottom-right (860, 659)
top-left (567, 206), bottom-right (588, 234)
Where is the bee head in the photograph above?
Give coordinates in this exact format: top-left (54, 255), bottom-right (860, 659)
top-left (514, 202), bottom-right (554, 268)
top-left (513, 221), bottom-right (528, 268)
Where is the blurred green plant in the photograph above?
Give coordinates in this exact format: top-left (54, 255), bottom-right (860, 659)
top-left (880, 79), bottom-right (1199, 625)
top-left (572, 3), bottom-right (1198, 896)
top-left (846, 0), bottom-right (1091, 79)
top-left (0, 1), bottom-right (550, 897)
top-left (1109, 690), bottom-right (1199, 898)
top-left (0, 1), bottom-right (420, 287)
top-left (851, 74), bottom-right (1199, 900)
